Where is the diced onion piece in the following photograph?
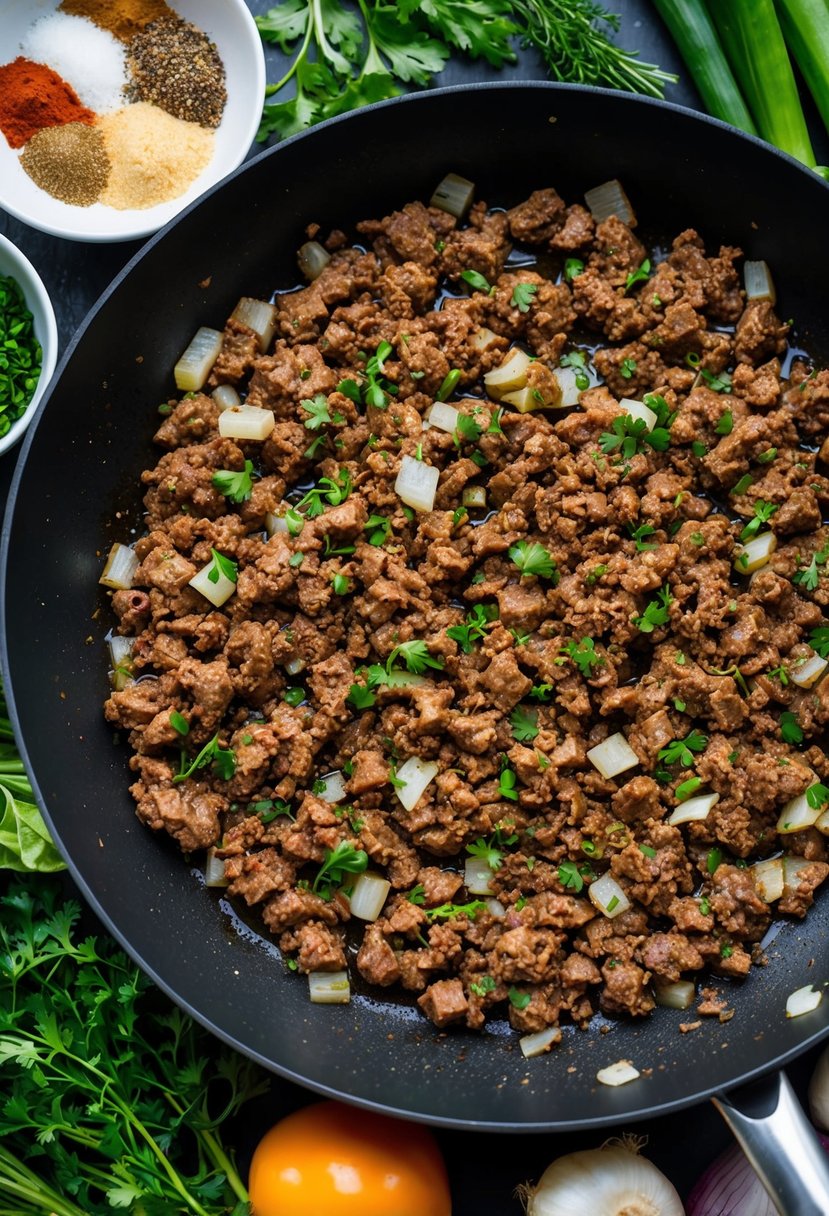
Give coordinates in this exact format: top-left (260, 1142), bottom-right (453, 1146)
top-left (308, 970), bottom-right (350, 1004)
top-left (470, 326), bottom-right (499, 351)
top-left (520, 1027), bottom-right (562, 1059)
top-left (596, 1059), bottom-right (640, 1087)
top-left (100, 543), bottom-right (139, 590)
top-left (752, 857), bottom-right (785, 902)
top-left (483, 348), bottom-right (531, 399)
top-left (189, 562), bottom-right (236, 608)
top-left (204, 847), bottom-right (228, 888)
top-left (816, 809), bottom-right (829, 835)
top-left (425, 402), bottom-right (460, 433)
top-left (395, 455), bottom-right (439, 513)
top-left (284, 657), bottom-right (305, 676)
top-left (501, 381), bottom-right (562, 413)
top-left (653, 980), bottom-right (696, 1010)
top-left (174, 326), bottom-right (222, 391)
top-left (790, 652), bottom-right (829, 689)
top-left (394, 756), bottom-right (439, 812)
top-left (430, 172), bottom-right (475, 219)
top-left (211, 384), bottom-right (240, 411)
top-left (349, 872), bottom-right (391, 922)
top-left (586, 732), bottom-right (639, 779)
top-left (734, 531), bottom-right (776, 574)
top-left (589, 872), bottom-right (631, 919)
top-left (218, 404), bottom-right (275, 441)
top-left (786, 984), bottom-right (822, 1018)
top-left (666, 791), bottom-right (719, 827)
top-left (620, 397), bottom-right (657, 431)
top-left (265, 511), bottom-right (289, 536)
top-left (485, 897), bottom-right (505, 919)
top-left (231, 297), bottom-right (276, 353)
top-left (465, 857), bottom-right (494, 895)
top-left (317, 770), bottom-right (347, 804)
top-left (777, 793), bottom-right (821, 834)
top-left (784, 855), bottom-right (814, 890)
top-left (298, 240), bottom-right (331, 281)
top-left (108, 634), bottom-right (135, 669)
top-left (584, 179), bottom-right (635, 226)
top-left (551, 366), bottom-right (582, 408)
top-left (744, 259), bottom-right (776, 304)
top-left (462, 485), bottom-right (487, 509)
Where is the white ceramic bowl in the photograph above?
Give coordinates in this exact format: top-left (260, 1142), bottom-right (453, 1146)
top-left (0, 0), bottom-right (265, 243)
top-left (0, 232), bottom-right (58, 456)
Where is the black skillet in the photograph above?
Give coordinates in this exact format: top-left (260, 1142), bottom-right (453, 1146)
top-left (3, 84), bottom-right (829, 1213)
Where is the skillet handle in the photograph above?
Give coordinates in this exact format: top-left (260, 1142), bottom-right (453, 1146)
top-left (713, 1070), bottom-right (829, 1216)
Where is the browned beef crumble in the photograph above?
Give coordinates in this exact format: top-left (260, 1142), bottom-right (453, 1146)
top-left (104, 181), bottom-right (829, 1037)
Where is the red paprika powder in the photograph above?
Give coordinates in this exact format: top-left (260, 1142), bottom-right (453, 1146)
top-left (0, 57), bottom-right (95, 150)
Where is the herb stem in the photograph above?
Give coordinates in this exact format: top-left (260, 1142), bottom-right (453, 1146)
top-left (0, 1147), bottom-right (87, 1216)
top-left (264, 12), bottom-right (313, 95)
top-left (166, 1096), bottom-right (249, 1206)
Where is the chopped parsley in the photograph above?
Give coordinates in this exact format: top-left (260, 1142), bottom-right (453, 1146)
top-left (706, 847), bottom-right (723, 875)
top-left (331, 572), bottom-right (350, 595)
top-left (620, 356), bottom-right (637, 380)
top-left (510, 281), bottom-right (538, 312)
top-left (639, 844), bottom-right (657, 858)
top-left (509, 705), bottom-right (539, 743)
top-left (173, 732), bottom-right (236, 784)
top-left (446, 603), bottom-right (498, 654)
top-left (385, 639), bottom-right (445, 676)
top-left (470, 975), bottom-right (496, 997)
top-left (691, 441), bottom-right (708, 458)
top-left (633, 585), bottom-right (673, 633)
top-left (211, 460), bottom-right (254, 504)
top-left (701, 369), bottom-right (732, 394)
top-left (297, 467), bottom-right (352, 517)
top-left (498, 764), bottom-right (518, 802)
top-left (808, 624), bottom-right (829, 658)
top-left (407, 883), bottom-right (426, 905)
top-left (508, 539), bottom-right (558, 581)
top-left (805, 782), bottom-right (829, 810)
top-left (301, 393), bottom-right (339, 430)
top-left (466, 826), bottom-right (518, 871)
top-left (557, 860), bottom-right (593, 893)
top-left (207, 548), bottom-right (238, 585)
top-left (715, 408), bottom-right (734, 434)
top-left (453, 412), bottom-right (483, 446)
top-left (425, 899), bottom-right (486, 921)
top-left (312, 841), bottom-right (368, 899)
top-left (627, 522), bottom-right (657, 551)
top-left (283, 687), bottom-right (304, 707)
top-left (564, 257), bottom-right (584, 282)
top-left (624, 258), bottom-right (651, 294)
top-left (558, 636), bottom-right (604, 678)
top-left (740, 499), bottom-right (778, 543)
top-left (599, 413), bottom-right (670, 461)
top-left (346, 682), bottom-right (376, 710)
top-left (559, 349), bottom-right (591, 391)
top-left (169, 710), bottom-right (189, 736)
top-left (794, 542), bottom-right (829, 591)
top-left (658, 730), bottom-right (708, 768)
top-left (364, 513), bottom-right (391, 545)
top-left (508, 987), bottom-right (531, 1010)
top-left (529, 683), bottom-right (553, 702)
top-left (780, 710), bottom-right (804, 745)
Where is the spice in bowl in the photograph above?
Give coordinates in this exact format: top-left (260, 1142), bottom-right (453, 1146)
top-left (0, 1), bottom-right (228, 211)
top-left (0, 275), bottom-right (43, 439)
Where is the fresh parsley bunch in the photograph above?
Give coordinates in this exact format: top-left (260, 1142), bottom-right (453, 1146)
top-left (255, 0), bottom-right (675, 142)
top-left (0, 880), bottom-right (268, 1216)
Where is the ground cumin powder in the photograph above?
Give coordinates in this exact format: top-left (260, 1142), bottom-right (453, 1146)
top-left (98, 102), bottom-right (213, 209)
top-left (58, 0), bottom-right (175, 42)
top-left (20, 122), bottom-right (110, 206)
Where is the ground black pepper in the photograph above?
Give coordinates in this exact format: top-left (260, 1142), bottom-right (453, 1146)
top-left (125, 18), bottom-right (227, 129)
top-left (20, 121), bottom-right (110, 206)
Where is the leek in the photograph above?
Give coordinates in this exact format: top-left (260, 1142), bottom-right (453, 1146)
top-left (651, 0), bottom-right (757, 134)
top-left (775, 0), bottom-right (829, 138)
top-left (709, 0), bottom-right (818, 169)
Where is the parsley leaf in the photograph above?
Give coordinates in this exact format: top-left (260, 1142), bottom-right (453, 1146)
top-left (740, 499), bottom-right (778, 543)
top-left (780, 710), bottom-right (804, 745)
top-left (207, 547), bottom-right (238, 585)
top-left (407, 882), bottom-right (426, 905)
top-left (808, 625), bottom-right (829, 658)
top-left (169, 709), bottom-right (189, 736)
top-left (425, 899), bottom-right (486, 921)
top-left (627, 522), bottom-right (657, 551)
top-left (312, 840), bottom-right (368, 898)
top-left (470, 975), bottom-right (496, 997)
top-left (386, 639), bottom-right (445, 675)
top-left (564, 257), bottom-right (584, 282)
top-left (498, 763), bottom-right (518, 802)
top-left (529, 682), bottom-right (553, 702)
top-left (624, 258), bottom-right (651, 294)
top-left (620, 356), bottom-right (637, 379)
top-left (559, 349), bottom-right (590, 390)
top-left (509, 705), bottom-right (539, 742)
top-left (509, 539), bottom-right (558, 581)
top-left (446, 603), bottom-right (498, 653)
top-left (454, 412), bottom-right (483, 446)
top-left (558, 860), bottom-right (585, 892)
top-left (508, 987), bottom-right (531, 1009)
top-left (806, 782), bottom-right (829, 810)
top-left (633, 584), bottom-right (673, 633)
top-left (347, 682), bottom-right (376, 709)
top-left (657, 729), bottom-right (708, 768)
top-left (715, 408), bottom-right (734, 433)
top-left (558, 636), bottom-right (604, 678)
top-left (510, 281), bottom-right (538, 312)
top-left (173, 732), bottom-right (236, 783)
top-left (702, 368), bottom-right (732, 394)
top-left (794, 541), bottom-right (829, 591)
top-left (301, 394), bottom-right (333, 430)
top-left (297, 467), bottom-right (352, 517)
top-left (212, 460), bottom-right (255, 504)
top-left (599, 413), bottom-right (670, 461)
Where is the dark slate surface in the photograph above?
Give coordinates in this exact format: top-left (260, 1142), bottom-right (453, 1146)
top-left (0, 3), bottom-right (825, 1210)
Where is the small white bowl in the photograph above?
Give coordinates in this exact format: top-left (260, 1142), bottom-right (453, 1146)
top-left (0, 0), bottom-right (265, 243)
top-left (0, 232), bottom-right (58, 455)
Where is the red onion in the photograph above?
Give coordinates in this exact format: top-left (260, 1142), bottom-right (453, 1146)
top-left (687, 1135), bottom-right (829, 1215)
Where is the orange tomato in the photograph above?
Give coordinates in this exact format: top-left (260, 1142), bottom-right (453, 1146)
top-left (248, 1099), bottom-right (452, 1216)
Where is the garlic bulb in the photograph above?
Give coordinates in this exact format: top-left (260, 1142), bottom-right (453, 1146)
top-left (524, 1140), bottom-right (684, 1216)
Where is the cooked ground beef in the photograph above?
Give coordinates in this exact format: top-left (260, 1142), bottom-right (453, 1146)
top-left (104, 178), bottom-right (829, 1037)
